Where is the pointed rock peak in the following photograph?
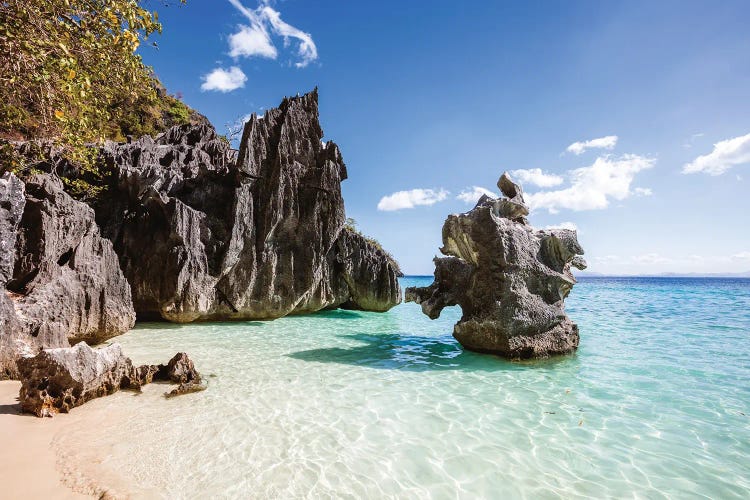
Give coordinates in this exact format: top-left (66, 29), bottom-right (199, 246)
top-left (497, 172), bottom-right (524, 203)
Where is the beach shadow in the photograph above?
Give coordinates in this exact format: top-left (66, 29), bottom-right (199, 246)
top-left (287, 331), bottom-right (577, 372)
top-left (0, 400), bottom-right (23, 416)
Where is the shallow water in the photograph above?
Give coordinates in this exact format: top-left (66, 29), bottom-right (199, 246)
top-left (56, 277), bottom-right (750, 499)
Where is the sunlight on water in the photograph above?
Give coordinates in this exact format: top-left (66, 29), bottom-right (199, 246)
top-left (54, 277), bottom-right (750, 498)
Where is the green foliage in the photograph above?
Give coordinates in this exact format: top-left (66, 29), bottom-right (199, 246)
top-left (342, 217), bottom-right (402, 274)
top-left (0, 0), bottom-right (195, 141)
top-left (0, 0), bottom-right (195, 199)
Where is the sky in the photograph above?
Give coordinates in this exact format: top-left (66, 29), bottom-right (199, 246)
top-left (140, 0), bottom-right (750, 275)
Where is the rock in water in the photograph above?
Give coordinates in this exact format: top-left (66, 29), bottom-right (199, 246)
top-left (17, 343), bottom-right (204, 416)
top-left (405, 172), bottom-right (586, 359)
top-left (97, 89), bottom-right (401, 321)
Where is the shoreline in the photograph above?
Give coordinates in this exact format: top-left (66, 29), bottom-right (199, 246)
top-left (0, 381), bottom-right (93, 499)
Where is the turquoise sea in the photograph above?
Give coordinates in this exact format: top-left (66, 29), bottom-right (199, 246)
top-left (56, 277), bottom-right (750, 498)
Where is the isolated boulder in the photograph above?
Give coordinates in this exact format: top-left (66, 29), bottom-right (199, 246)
top-left (406, 172), bottom-right (586, 358)
top-left (97, 89), bottom-right (401, 321)
top-left (17, 343), bottom-right (138, 416)
top-left (17, 343), bottom-right (204, 416)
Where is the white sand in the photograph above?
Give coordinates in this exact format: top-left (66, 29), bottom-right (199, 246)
top-left (0, 381), bottom-right (92, 499)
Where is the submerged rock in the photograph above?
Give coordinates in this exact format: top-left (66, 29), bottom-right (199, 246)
top-left (97, 89), bottom-right (401, 321)
top-left (405, 172), bottom-right (586, 359)
top-left (17, 343), bottom-right (204, 417)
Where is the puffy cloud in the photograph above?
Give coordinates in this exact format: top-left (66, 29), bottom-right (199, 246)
top-left (682, 132), bottom-right (750, 175)
top-left (377, 188), bottom-right (449, 211)
top-left (544, 222), bottom-right (578, 232)
top-left (229, 24), bottom-right (277, 59)
top-left (566, 135), bottom-right (618, 155)
top-left (227, 0), bottom-right (318, 67)
top-left (201, 66), bottom-right (247, 92)
top-left (456, 186), bottom-right (496, 204)
top-left (524, 154), bottom-right (655, 213)
top-left (509, 168), bottom-right (563, 188)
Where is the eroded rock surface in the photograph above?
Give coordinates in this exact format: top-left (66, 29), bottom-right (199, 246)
top-left (8, 174), bottom-right (136, 344)
top-left (97, 89), bottom-right (401, 321)
top-left (17, 343), bottom-right (203, 416)
top-left (0, 172), bottom-right (135, 378)
top-left (0, 172), bottom-right (25, 379)
top-left (405, 172), bottom-right (586, 359)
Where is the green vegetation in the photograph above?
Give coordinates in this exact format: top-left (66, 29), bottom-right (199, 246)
top-left (0, 0), bottom-right (198, 198)
top-left (344, 218), bottom-right (402, 274)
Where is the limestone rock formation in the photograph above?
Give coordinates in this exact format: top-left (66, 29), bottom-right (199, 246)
top-left (0, 172), bottom-right (25, 378)
top-left (405, 172), bottom-right (586, 359)
top-left (0, 173), bottom-right (135, 378)
top-left (17, 343), bottom-right (204, 416)
top-left (17, 343), bottom-right (139, 416)
top-left (97, 89), bottom-right (401, 321)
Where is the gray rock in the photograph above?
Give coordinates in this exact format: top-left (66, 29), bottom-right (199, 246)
top-left (17, 342), bottom-right (139, 417)
top-left (6, 174), bottom-right (135, 347)
top-left (0, 172), bottom-right (25, 379)
top-left (405, 172), bottom-right (586, 359)
top-left (97, 89), bottom-right (401, 321)
top-left (17, 343), bottom-right (204, 416)
top-left (0, 172), bottom-right (25, 283)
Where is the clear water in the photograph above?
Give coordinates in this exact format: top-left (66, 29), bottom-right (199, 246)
top-left (54, 277), bottom-right (750, 499)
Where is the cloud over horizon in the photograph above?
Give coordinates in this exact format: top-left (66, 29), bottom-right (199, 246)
top-left (682, 132), bottom-right (750, 175)
top-left (227, 0), bottom-right (318, 68)
top-left (566, 135), bottom-right (618, 155)
top-left (201, 66), bottom-right (247, 92)
top-left (524, 154), bottom-right (655, 213)
top-left (510, 168), bottom-right (564, 188)
top-left (378, 188), bottom-right (449, 211)
top-left (456, 186), bottom-right (496, 204)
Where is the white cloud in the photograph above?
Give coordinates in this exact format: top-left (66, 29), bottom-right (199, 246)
top-left (377, 188), bottom-right (449, 211)
top-left (525, 154), bottom-right (655, 213)
top-left (634, 187), bottom-right (653, 197)
top-left (227, 0), bottom-right (318, 68)
top-left (456, 186), bottom-right (496, 204)
top-left (566, 135), bottom-right (618, 155)
top-left (682, 132), bottom-right (705, 149)
top-left (631, 253), bottom-right (669, 264)
top-left (509, 168), bottom-right (563, 188)
top-left (732, 251), bottom-right (750, 261)
top-left (544, 222), bottom-right (578, 232)
top-left (229, 24), bottom-right (277, 59)
top-left (594, 255), bottom-right (620, 263)
top-left (682, 132), bottom-right (750, 175)
top-left (201, 66), bottom-right (247, 92)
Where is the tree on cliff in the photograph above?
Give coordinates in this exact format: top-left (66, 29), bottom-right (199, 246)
top-left (0, 0), bottom-right (194, 156)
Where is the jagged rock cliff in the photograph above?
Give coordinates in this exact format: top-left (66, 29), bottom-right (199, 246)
top-left (0, 89), bottom-right (401, 380)
top-left (97, 89), bottom-right (401, 322)
top-left (406, 173), bottom-right (586, 359)
top-left (0, 172), bottom-right (135, 378)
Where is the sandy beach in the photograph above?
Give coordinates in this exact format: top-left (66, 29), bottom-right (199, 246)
top-left (0, 381), bottom-right (92, 499)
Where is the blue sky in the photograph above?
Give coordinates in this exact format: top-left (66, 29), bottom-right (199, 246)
top-left (141, 0), bottom-right (750, 275)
